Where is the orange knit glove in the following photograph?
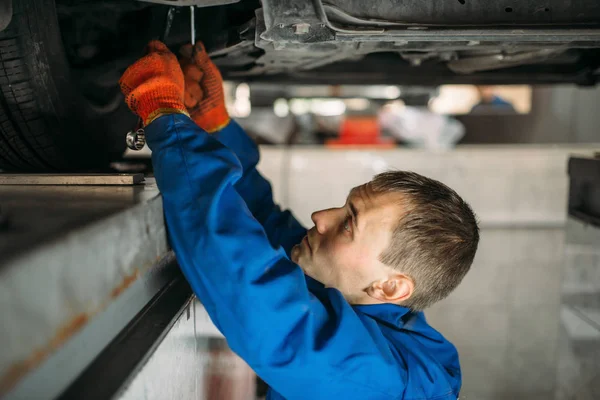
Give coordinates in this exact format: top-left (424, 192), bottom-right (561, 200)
top-left (179, 42), bottom-right (230, 133)
top-left (119, 41), bottom-right (189, 126)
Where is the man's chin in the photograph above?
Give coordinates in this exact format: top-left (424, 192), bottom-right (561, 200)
top-left (290, 245), bottom-right (297, 261)
top-left (292, 253), bottom-right (308, 273)
top-left (297, 262), bottom-right (316, 278)
top-left (291, 246), bottom-right (314, 276)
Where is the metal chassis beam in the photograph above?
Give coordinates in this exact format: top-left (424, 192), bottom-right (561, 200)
top-left (230, 0), bottom-right (600, 85)
top-left (59, 275), bottom-right (193, 400)
top-left (259, 0), bottom-right (600, 45)
top-left (0, 179), bottom-right (178, 399)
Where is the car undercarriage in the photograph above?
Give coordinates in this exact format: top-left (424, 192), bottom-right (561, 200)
top-left (0, 0), bottom-right (599, 171)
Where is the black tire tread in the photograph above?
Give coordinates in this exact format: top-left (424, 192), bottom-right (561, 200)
top-left (0, 2), bottom-right (67, 170)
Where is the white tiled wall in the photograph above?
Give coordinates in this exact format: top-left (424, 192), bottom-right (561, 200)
top-left (256, 147), bottom-right (286, 207)
top-left (257, 145), bottom-right (595, 228)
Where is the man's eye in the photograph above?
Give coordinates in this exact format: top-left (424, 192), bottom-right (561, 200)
top-left (343, 216), bottom-right (352, 232)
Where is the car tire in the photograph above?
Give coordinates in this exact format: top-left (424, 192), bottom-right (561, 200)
top-left (0, 0), bottom-right (134, 171)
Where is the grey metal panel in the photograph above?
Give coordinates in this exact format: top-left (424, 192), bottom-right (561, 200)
top-left (116, 300), bottom-right (255, 400)
top-left (556, 218), bottom-right (600, 399)
top-left (326, 0), bottom-right (600, 25)
top-left (572, 86), bottom-right (600, 143)
top-left (59, 271), bottom-right (192, 400)
top-left (0, 182), bottom-right (159, 274)
top-left (0, 178), bottom-right (172, 398)
top-left (7, 253), bottom-right (180, 400)
top-left (0, 174), bottom-right (144, 186)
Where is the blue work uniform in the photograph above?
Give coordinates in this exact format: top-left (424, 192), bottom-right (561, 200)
top-left (146, 114), bottom-right (462, 400)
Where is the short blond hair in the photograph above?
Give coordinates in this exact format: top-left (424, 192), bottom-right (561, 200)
top-left (371, 171), bottom-right (479, 311)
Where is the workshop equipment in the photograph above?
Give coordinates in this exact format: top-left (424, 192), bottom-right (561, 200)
top-left (326, 115), bottom-right (395, 148)
top-left (190, 5), bottom-right (195, 48)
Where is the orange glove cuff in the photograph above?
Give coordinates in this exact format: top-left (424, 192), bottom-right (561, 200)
top-left (123, 77), bottom-right (189, 125)
top-left (192, 107), bottom-right (231, 133)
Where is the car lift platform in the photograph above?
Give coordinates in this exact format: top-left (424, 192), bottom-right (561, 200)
top-left (0, 174), bottom-right (193, 400)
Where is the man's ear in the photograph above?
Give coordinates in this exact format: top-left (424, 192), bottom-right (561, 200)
top-left (366, 273), bottom-right (414, 303)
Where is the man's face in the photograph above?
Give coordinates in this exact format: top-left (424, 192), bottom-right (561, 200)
top-left (291, 183), bottom-right (406, 304)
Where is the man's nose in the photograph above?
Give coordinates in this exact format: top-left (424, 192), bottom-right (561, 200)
top-left (311, 208), bottom-right (336, 234)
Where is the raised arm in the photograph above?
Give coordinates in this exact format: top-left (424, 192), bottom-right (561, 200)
top-left (213, 121), bottom-right (306, 255)
top-left (179, 42), bottom-right (306, 255)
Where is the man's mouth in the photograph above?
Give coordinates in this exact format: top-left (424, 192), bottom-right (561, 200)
top-left (303, 235), bottom-right (312, 252)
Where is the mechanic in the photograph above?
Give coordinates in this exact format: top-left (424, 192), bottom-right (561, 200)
top-left (119, 40), bottom-right (480, 400)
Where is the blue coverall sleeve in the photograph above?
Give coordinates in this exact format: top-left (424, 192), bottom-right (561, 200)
top-left (213, 120), bottom-right (307, 256)
top-left (146, 114), bottom-right (405, 400)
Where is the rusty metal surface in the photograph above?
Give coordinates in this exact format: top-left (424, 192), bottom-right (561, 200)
top-left (0, 173), bottom-right (144, 186)
top-left (0, 178), bottom-right (174, 399)
top-left (59, 274), bottom-right (192, 400)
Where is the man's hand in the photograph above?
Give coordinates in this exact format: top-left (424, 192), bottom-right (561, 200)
top-left (179, 42), bottom-right (230, 133)
top-left (119, 41), bottom-right (188, 126)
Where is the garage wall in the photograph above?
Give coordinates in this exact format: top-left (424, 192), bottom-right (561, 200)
top-left (458, 86), bottom-right (600, 144)
top-left (257, 145), bottom-right (596, 228)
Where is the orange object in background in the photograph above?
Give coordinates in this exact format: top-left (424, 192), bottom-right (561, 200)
top-left (326, 116), bottom-right (395, 148)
